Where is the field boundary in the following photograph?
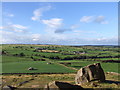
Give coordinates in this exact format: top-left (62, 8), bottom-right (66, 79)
top-left (1, 72), bottom-right (76, 75)
top-left (58, 63), bottom-right (78, 71)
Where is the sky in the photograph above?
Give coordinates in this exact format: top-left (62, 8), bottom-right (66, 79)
top-left (1, 2), bottom-right (118, 45)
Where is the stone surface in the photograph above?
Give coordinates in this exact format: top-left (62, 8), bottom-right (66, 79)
top-left (44, 81), bottom-right (84, 90)
top-left (75, 63), bottom-right (105, 85)
top-left (28, 67), bottom-right (37, 70)
top-left (3, 85), bottom-right (15, 90)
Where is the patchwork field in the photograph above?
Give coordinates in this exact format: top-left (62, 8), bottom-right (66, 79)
top-left (1, 44), bottom-right (119, 74)
top-left (1, 44), bottom-right (120, 89)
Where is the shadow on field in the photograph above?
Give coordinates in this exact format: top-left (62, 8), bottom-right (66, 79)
top-left (105, 80), bottom-right (120, 84)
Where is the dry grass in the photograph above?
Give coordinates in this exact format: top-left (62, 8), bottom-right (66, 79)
top-left (1, 73), bottom-right (120, 89)
top-left (41, 50), bottom-right (59, 53)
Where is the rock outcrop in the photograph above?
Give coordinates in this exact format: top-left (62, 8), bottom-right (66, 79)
top-left (3, 85), bottom-right (16, 90)
top-left (28, 67), bottom-right (37, 70)
top-left (44, 81), bottom-right (84, 90)
top-left (75, 63), bottom-right (105, 85)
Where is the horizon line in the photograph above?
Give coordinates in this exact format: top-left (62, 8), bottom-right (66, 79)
top-left (0, 43), bottom-right (119, 46)
top-left (1, 0), bottom-right (119, 2)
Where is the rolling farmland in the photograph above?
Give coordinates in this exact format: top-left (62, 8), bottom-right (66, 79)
top-left (1, 44), bottom-right (120, 89)
top-left (1, 44), bottom-right (119, 74)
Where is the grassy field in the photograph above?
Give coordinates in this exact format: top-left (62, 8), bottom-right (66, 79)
top-left (58, 60), bottom-right (119, 73)
top-left (3, 61), bottom-right (75, 73)
top-left (1, 44), bottom-right (120, 89)
top-left (1, 44), bottom-right (119, 74)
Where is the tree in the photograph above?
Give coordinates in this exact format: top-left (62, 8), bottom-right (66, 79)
top-left (19, 52), bottom-right (25, 57)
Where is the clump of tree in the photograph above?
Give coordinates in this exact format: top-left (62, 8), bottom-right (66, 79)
top-left (19, 52), bottom-right (25, 57)
top-left (30, 56), bottom-right (46, 61)
top-left (14, 46), bottom-right (23, 48)
top-left (49, 56), bottom-right (60, 59)
top-left (13, 52), bottom-right (25, 57)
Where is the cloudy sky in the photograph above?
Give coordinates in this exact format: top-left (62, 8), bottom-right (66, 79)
top-left (1, 2), bottom-right (118, 45)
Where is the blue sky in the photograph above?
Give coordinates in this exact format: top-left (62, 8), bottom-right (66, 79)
top-left (1, 2), bottom-right (118, 45)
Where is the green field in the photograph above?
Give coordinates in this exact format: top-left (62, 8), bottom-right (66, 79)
top-left (1, 44), bottom-right (119, 74)
top-left (2, 56), bottom-right (75, 73)
top-left (59, 61), bottom-right (119, 73)
top-left (3, 61), bottom-right (75, 73)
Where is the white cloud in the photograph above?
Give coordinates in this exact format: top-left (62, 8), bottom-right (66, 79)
top-left (32, 34), bottom-right (41, 41)
top-left (80, 16), bottom-right (93, 23)
top-left (94, 15), bottom-right (108, 24)
top-left (0, 30), bottom-right (13, 35)
top-left (12, 24), bottom-right (28, 29)
top-left (97, 37), bottom-right (107, 41)
top-left (70, 24), bottom-right (80, 29)
top-left (80, 15), bottom-right (108, 24)
top-left (31, 8), bottom-right (42, 21)
top-left (0, 29), bottom-right (117, 45)
top-left (94, 16), bottom-right (104, 23)
top-left (1, 24), bottom-right (28, 33)
top-left (101, 21), bottom-right (108, 24)
top-left (42, 18), bottom-right (63, 29)
top-left (73, 30), bottom-right (83, 33)
top-left (3, 12), bottom-right (14, 17)
top-left (12, 29), bottom-right (26, 33)
top-left (0, 31), bottom-right (14, 44)
top-left (42, 18), bottom-right (71, 35)
top-left (7, 14), bottom-right (14, 17)
top-left (0, 30), bottom-right (42, 44)
top-left (31, 5), bottom-right (51, 21)
top-left (72, 30), bottom-right (99, 37)
top-left (95, 37), bottom-right (118, 45)
top-left (0, 26), bottom-right (4, 29)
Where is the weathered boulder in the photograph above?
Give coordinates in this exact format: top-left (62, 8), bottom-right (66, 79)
top-left (28, 67), bottom-right (37, 70)
top-left (44, 81), bottom-right (84, 90)
top-left (47, 62), bottom-right (52, 64)
top-left (3, 85), bottom-right (16, 90)
top-left (75, 63), bottom-right (105, 85)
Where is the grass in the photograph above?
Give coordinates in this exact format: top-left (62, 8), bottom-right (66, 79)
top-left (1, 44), bottom-right (119, 74)
top-left (59, 61), bottom-right (119, 73)
top-left (2, 56), bottom-right (32, 63)
top-left (1, 44), bottom-right (120, 89)
top-left (2, 61), bottom-right (76, 73)
top-left (2, 73), bottom-right (120, 89)
top-left (101, 63), bottom-right (119, 73)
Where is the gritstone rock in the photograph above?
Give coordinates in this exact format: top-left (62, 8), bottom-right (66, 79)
top-left (75, 63), bottom-right (105, 85)
top-left (44, 81), bottom-right (84, 90)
